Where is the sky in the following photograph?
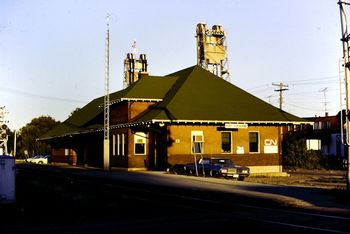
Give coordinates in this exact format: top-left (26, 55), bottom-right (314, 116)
top-left (0, 0), bottom-right (346, 130)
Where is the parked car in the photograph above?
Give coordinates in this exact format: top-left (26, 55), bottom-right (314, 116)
top-left (166, 164), bottom-right (188, 175)
top-left (26, 155), bottom-right (51, 164)
top-left (168, 157), bottom-right (250, 181)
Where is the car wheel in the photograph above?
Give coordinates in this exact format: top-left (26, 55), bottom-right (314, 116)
top-left (209, 170), bottom-right (217, 177)
top-left (38, 161), bottom-right (43, 164)
top-left (238, 176), bottom-right (245, 181)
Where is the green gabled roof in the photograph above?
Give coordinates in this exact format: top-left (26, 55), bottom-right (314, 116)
top-left (41, 65), bottom-right (310, 140)
top-left (119, 75), bottom-right (178, 101)
top-left (40, 75), bottom-right (179, 139)
top-left (131, 65), bottom-right (309, 124)
top-left (59, 89), bottom-right (127, 126)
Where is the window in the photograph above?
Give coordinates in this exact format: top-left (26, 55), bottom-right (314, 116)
top-left (112, 134), bottom-right (116, 156)
top-left (134, 132), bottom-right (146, 155)
top-left (122, 134), bottom-right (127, 156)
top-left (249, 132), bottom-right (259, 153)
top-left (191, 131), bottom-right (204, 154)
top-left (306, 139), bottom-right (321, 150)
top-left (113, 133), bottom-right (127, 156)
top-left (118, 134), bottom-right (122, 155)
top-left (221, 132), bottom-right (232, 153)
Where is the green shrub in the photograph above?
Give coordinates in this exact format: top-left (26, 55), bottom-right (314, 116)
top-left (282, 136), bottom-right (324, 169)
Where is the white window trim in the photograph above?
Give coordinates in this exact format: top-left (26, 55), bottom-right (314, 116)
top-left (134, 132), bottom-right (147, 155)
top-left (191, 130), bottom-right (204, 154)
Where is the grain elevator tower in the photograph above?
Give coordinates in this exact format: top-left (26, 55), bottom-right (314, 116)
top-left (196, 23), bottom-right (230, 81)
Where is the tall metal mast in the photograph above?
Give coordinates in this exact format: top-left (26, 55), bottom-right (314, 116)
top-left (338, 0), bottom-right (350, 190)
top-left (103, 14), bottom-right (110, 171)
top-left (0, 106), bottom-right (8, 155)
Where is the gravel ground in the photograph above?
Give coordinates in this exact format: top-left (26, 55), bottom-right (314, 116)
top-left (245, 169), bottom-right (347, 190)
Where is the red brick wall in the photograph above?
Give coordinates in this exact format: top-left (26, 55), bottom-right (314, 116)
top-left (167, 125), bottom-right (280, 167)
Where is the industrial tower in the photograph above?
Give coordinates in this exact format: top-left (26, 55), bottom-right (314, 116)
top-left (123, 41), bottom-right (148, 88)
top-left (196, 23), bottom-right (230, 81)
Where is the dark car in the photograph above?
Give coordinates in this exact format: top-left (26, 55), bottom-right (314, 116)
top-left (211, 157), bottom-right (250, 180)
top-left (172, 157), bottom-right (250, 180)
top-left (166, 164), bottom-right (188, 175)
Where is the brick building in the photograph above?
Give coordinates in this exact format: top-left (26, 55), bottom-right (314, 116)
top-left (303, 113), bottom-right (345, 159)
top-left (40, 66), bottom-right (310, 174)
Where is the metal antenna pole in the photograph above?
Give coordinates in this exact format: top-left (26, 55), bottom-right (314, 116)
top-left (103, 14), bottom-right (110, 171)
top-left (338, 0), bottom-right (350, 190)
top-left (0, 106), bottom-right (8, 155)
top-left (319, 87), bottom-right (328, 115)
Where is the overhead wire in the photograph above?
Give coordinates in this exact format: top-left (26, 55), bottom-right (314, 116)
top-left (2, 86), bottom-right (87, 104)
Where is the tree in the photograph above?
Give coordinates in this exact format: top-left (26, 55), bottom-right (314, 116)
top-left (282, 132), bottom-right (324, 170)
top-left (18, 116), bottom-right (60, 158)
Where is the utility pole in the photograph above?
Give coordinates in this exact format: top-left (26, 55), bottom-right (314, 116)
top-left (103, 14), bottom-right (110, 171)
top-left (338, 0), bottom-right (350, 191)
top-left (272, 83), bottom-right (288, 174)
top-left (267, 95), bottom-right (273, 104)
top-left (272, 83), bottom-right (289, 110)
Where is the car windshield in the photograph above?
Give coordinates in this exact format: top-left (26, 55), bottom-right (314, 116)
top-left (211, 158), bottom-right (234, 166)
top-left (198, 159), bottom-right (210, 164)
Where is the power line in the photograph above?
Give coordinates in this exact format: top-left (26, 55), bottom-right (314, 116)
top-left (246, 76), bottom-right (339, 93)
top-left (283, 101), bottom-right (324, 112)
top-left (2, 87), bottom-right (87, 103)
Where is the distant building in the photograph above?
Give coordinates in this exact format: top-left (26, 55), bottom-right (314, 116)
top-left (40, 66), bottom-right (310, 174)
top-left (306, 113), bottom-right (345, 159)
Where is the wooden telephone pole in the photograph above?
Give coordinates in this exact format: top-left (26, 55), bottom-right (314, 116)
top-left (272, 83), bottom-right (289, 110)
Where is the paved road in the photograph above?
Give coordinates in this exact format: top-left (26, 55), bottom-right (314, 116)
top-left (1, 164), bottom-right (350, 233)
top-left (39, 164), bottom-right (350, 214)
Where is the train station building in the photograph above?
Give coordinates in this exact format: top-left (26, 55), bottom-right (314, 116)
top-left (40, 65), bottom-right (310, 174)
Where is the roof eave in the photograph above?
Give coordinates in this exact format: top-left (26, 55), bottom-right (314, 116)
top-left (38, 127), bottom-right (104, 141)
top-left (110, 98), bottom-right (163, 105)
top-left (111, 119), bottom-right (313, 128)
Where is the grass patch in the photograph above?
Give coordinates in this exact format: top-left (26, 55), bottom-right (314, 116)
top-left (313, 177), bottom-right (346, 184)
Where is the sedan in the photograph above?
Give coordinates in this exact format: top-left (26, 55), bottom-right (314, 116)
top-left (26, 155), bottom-right (51, 164)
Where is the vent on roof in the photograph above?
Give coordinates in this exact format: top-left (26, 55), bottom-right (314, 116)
top-left (123, 53), bottom-right (148, 88)
top-left (123, 41), bottom-right (148, 88)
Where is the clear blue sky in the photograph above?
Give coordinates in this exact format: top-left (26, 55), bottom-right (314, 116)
top-left (0, 0), bottom-right (344, 130)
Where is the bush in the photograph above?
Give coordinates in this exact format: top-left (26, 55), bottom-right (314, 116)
top-left (282, 136), bottom-right (324, 170)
